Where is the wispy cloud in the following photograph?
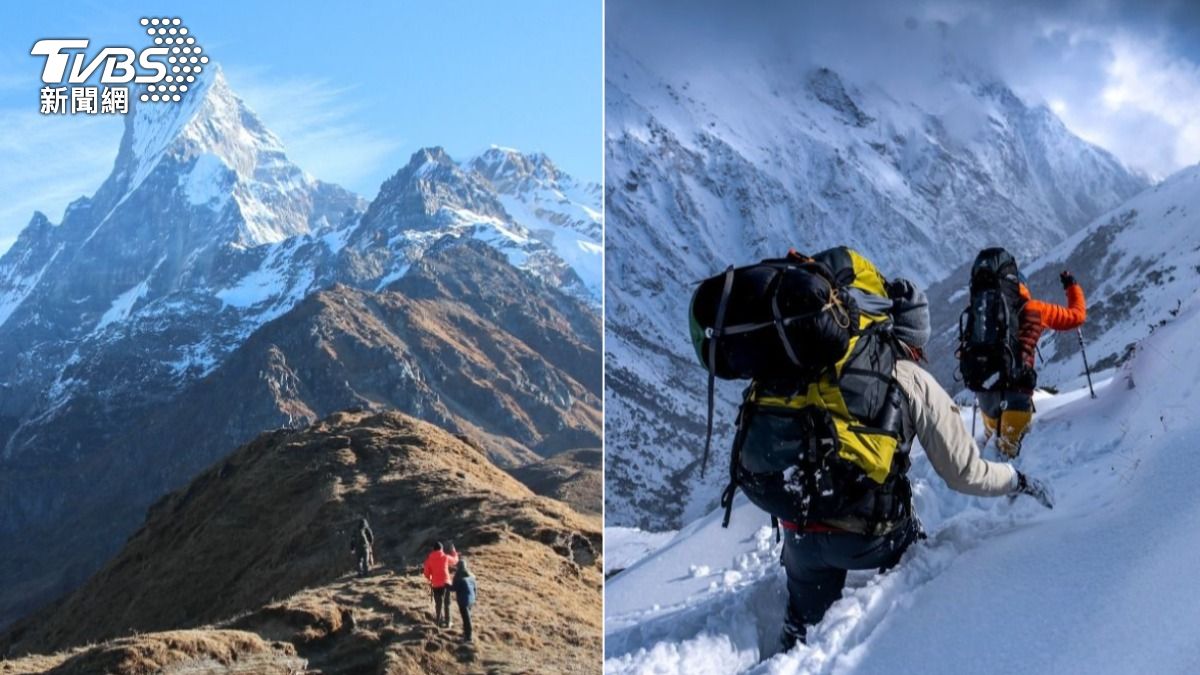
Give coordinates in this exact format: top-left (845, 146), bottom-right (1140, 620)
top-left (223, 66), bottom-right (404, 199)
top-left (1087, 35), bottom-right (1200, 178)
top-left (0, 109), bottom-right (121, 255)
top-left (612, 0), bottom-right (1200, 180)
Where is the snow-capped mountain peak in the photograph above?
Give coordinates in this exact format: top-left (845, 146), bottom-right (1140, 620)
top-left (364, 146), bottom-right (507, 226)
top-left (341, 145), bottom-right (601, 301)
top-left (120, 68), bottom-right (259, 183)
top-left (94, 66), bottom-right (327, 248)
top-left (467, 146), bottom-right (603, 293)
top-left (0, 66), bottom-right (601, 632)
top-left (470, 145), bottom-right (564, 190)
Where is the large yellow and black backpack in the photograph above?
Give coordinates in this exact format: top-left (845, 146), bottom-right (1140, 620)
top-left (689, 247), bottom-right (911, 532)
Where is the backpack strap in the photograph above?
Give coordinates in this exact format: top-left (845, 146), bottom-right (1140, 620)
top-left (720, 482), bottom-right (738, 528)
top-left (769, 276), bottom-right (804, 368)
top-left (720, 388), bottom-right (753, 528)
top-left (701, 265), bottom-right (735, 478)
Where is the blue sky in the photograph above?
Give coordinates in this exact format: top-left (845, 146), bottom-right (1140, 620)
top-left (0, 0), bottom-right (602, 253)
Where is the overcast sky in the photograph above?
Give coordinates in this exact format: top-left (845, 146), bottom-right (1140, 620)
top-left (611, 0), bottom-right (1200, 183)
top-left (0, 1), bottom-right (601, 255)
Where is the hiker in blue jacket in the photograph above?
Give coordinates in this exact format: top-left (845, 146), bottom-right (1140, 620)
top-left (451, 558), bottom-right (477, 642)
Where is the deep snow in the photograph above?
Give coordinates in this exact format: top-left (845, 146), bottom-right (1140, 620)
top-left (606, 527), bottom-right (678, 577)
top-left (605, 287), bottom-right (1200, 674)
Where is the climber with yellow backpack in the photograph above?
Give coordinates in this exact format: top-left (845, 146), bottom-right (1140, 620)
top-left (690, 246), bottom-right (1053, 650)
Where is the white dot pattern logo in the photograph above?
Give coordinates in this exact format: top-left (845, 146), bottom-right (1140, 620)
top-left (138, 18), bottom-right (207, 105)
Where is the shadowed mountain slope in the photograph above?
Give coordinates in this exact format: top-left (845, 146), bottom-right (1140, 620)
top-left (1, 410), bottom-right (601, 674)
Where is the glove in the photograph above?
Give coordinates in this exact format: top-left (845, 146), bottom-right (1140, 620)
top-left (1059, 271), bottom-right (1076, 289)
top-left (1014, 471), bottom-right (1054, 509)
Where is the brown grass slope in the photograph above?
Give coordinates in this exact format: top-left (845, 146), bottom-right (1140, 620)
top-left (0, 410), bottom-right (601, 674)
top-left (510, 449), bottom-right (602, 518)
top-left (0, 630), bottom-right (303, 675)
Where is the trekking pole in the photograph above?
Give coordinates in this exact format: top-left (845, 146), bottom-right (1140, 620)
top-left (972, 398), bottom-right (978, 437)
top-left (1076, 328), bottom-right (1097, 399)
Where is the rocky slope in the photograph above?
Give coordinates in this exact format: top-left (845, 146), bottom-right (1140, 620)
top-left (512, 448), bottom-right (603, 518)
top-left (1, 410), bottom-right (602, 674)
top-left (603, 35), bottom-right (1148, 529)
top-left (0, 66), bottom-right (601, 630)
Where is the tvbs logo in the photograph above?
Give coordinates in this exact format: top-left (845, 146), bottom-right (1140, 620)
top-left (32, 18), bottom-right (207, 114)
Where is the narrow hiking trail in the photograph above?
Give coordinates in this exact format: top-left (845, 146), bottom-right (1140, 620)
top-left (233, 567), bottom-right (565, 675)
top-left (605, 294), bottom-right (1200, 675)
top-left (248, 564), bottom-right (487, 667)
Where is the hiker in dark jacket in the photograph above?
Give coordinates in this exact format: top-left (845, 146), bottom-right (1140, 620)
top-left (350, 517), bottom-right (374, 577)
top-left (452, 558), bottom-right (477, 642)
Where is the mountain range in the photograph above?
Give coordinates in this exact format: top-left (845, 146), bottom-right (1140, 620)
top-left (0, 66), bottom-right (602, 631)
top-left (603, 43), bottom-right (1149, 530)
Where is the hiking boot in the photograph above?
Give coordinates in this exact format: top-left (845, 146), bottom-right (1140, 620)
top-left (997, 437), bottom-right (1021, 459)
top-left (779, 625), bottom-right (805, 652)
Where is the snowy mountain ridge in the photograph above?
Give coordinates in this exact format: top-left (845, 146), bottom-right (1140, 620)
top-left (604, 44), bottom-right (1147, 530)
top-left (115, 65), bottom-right (348, 249)
top-left (335, 144), bottom-right (602, 303)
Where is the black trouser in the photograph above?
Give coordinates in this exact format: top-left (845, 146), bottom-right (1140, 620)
top-left (781, 519), bottom-right (919, 644)
top-left (433, 586), bottom-right (451, 624)
top-left (977, 389), bottom-right (1034, 419)
top-left (458, 599), bottom-right (473, 640)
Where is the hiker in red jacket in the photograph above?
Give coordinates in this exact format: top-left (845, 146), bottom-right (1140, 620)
top-left (423, 541), bottom-right (459, 628)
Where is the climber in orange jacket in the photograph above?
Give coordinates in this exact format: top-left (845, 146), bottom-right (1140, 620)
top-left (981, 270), bottom-right (1087, 457)
top-left (424, 542), bottom-right (460, 628)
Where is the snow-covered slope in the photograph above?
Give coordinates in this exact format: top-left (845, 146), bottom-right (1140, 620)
top-left (606, 282), bottom-right (1200, 673)
top-left (605, 527), bottom-right (677, 577)
top-left (924, 163), bottom-right (1200, 394)
top-left (604, 41), bottom-right (1147, 530)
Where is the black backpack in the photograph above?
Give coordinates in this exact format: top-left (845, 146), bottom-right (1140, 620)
top-left (690, 258), bottom-right (857, 381)
top-left (957, 247), bottom-right (1034, 392)
top-left (690, 247), bottom-right (913, 533)
top-left (690, 257), bottom-right (858, 473)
